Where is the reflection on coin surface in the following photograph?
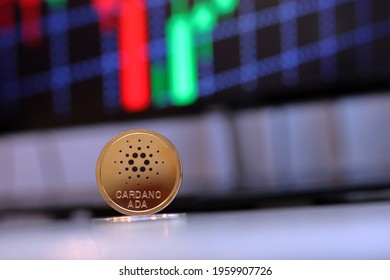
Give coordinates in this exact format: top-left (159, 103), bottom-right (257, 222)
top-left (96, 129), bottom-right (182, 215)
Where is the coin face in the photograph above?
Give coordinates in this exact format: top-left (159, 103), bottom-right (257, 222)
top-left (96, 129), bottom-right (182, 215)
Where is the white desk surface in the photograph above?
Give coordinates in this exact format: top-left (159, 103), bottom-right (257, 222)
top-left (0, 201), bottom-right (389, 259)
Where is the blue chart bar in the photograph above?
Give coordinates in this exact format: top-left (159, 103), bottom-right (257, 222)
top-left (0, 32), bottom-right (19, 104)
top-left (355, 0), bottom-right (373, 76)
top-left (239, 0), bottom-right (258, 91)
top-left (280, 0), bottom-right (299, 86)
top-left (48, 8), bottom-right (71, 118)
top-left (318, 0), bottom-right (338, 82)
top-left (100, 33), bottom-right (120, 114)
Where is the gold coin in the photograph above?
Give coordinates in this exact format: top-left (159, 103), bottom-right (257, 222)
top-left (96, 129), bottom-right (182, 215)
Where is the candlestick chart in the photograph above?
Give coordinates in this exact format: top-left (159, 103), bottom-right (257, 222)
top-left (0, 0), bottom-right (389, 128)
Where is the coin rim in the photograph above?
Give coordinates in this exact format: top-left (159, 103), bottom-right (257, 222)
top-left (96, 129), bottom-right (182, 215)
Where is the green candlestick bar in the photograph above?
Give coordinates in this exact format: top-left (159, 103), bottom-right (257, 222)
top-left (46, 0), bottom-right (66, 9)
top-left (192, 1), bottom-right (217, 33)
top-left (167, 14), bottom-right (198, 106)
top-left (151, 62), bottom-right (168, 108)
top-left (212, 0), bottom-right (238, 14)
top-left (162, 0), bottom-right (239, 107)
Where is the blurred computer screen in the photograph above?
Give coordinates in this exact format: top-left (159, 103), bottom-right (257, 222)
top-left (1, 0), bottom-right (390, 214)
top-left (1, 0), bottom-right (389, 131)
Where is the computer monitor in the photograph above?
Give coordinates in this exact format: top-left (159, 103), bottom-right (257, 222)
top-left (1, 0), bottom-right (389, 134)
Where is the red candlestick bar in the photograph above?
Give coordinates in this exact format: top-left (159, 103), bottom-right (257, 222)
top-left (0, 0), bottom-right (15, 32)
top-left (91, 0), bottom-right (119, 31)
top-left (119, 0), bottom-right (151, 112)
top-left (20, 0), bottom-right (42, 47)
